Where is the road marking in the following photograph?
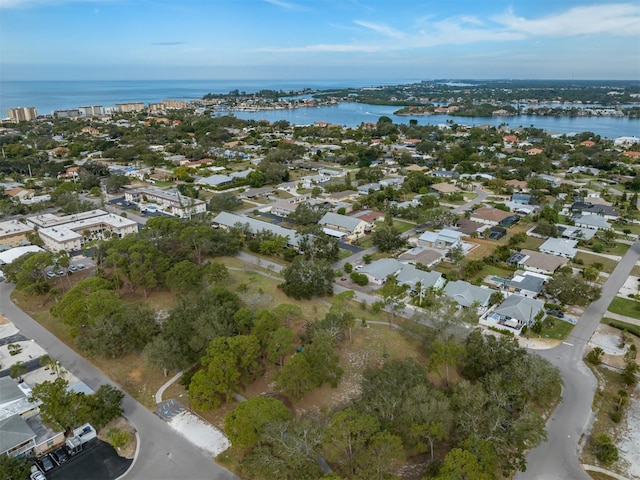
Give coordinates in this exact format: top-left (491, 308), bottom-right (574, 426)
top-left (562, 342), bottom-right (574, 347)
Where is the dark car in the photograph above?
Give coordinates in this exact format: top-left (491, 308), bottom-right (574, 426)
top-left (38, 455), bottom-right (55, 472)
top-left (52, 447), bottom-right (69, 464)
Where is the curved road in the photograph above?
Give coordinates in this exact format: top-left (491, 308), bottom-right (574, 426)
top-left (516, 240), bottom-right (640, 480)
top-left (0, 283), bottom-right (238, 480)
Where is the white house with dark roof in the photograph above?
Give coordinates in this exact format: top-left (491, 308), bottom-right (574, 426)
top-left (319, 212), bottom-right (367, 240)
top-left (442, 280), bottom-right (493, 309)
top-left (507, 249), bottom-right (568, 275)
top-left (539, 238), bottom-right (578, 258)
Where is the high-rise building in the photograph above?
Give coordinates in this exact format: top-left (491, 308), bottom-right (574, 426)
top-left (7, 107), bottom-right (38, 123)
top-left (162, 99), bottom-right (188, 109)
top-left (78, 105), bottom-right (104, 117)
top-left (115, 102), bottom-right (144, 113)
top-left (53, 109), bottom-right (80, 119)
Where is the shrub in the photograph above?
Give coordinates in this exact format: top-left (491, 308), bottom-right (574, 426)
top-left (343, 262), bottom-right (353, 274)
top-left (610, 410), bottom-right (623, 423)
top-left (106, 428), bottom-right (131, 449)
top-left (586, 347), bottom-right (604, 365)
top-left (350, 272), bottom-right (369, 286)
top-left (592, 433), bottom-right (619, 465)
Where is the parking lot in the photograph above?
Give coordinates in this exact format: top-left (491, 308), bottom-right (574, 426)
top-left (43, 439), bottom-right (131, 480)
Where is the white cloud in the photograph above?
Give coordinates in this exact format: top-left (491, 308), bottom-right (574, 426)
top-left (494, 3), bottom-right (640, 37)
top-left (257, 2), bottom-right (639, 56)
top-left (353, 20), bottom-right (405, 39)
top-left (264, 0), bottom-right (305, 11)
top-left (0, 0), bottom-right (117, 8)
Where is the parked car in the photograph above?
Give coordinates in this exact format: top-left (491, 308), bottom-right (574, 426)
top-left (38, 455), bottom-right (55, 472)
top-left (30, 471), bottom-right (47, 480)
top-left (52, 446), bottom-right (69, 464)
top-left (68, 265), bottom-right (78, 272)
top-left (77, 263), bottom-right (86, 269)
top-left (46, 271), bottom-right (57, 278)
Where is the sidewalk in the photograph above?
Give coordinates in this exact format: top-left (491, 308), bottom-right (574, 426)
top-left (603, 311), bottom-right (640, 328)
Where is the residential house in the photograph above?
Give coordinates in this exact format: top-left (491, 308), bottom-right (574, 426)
top-left (469, 207), bottom-right (512, 226)
top-left (198, 174), bottom-right (234, 187)
top-left (418, 228), bottom-right (465, 250)
top-left (442, 280), bottom-right (492, 309)
top-left (571, 202), bottom-right (618, 221)
top-left (322, 190), bottom-right (359, 203)
top-left (455, 218), bottom-right (484, 236)
top-left (359, 258), bottom-right (404, 285)
top-left (357, 183), bottom-right (380, 195)
top-left (491, 294), bottom-right (545, 329)
top-left (352, 210), bottom-right (385, 228)
top-left (556, 224), bottom-right (597, 241)
top-left (431, 183), bottom-right (461, 195)
top-left (539, 238), bottom-right (578, 258)
top-left (506, 179), bottom-right (529, 192)
top-left (319, 212), bottom-right (367, 240)
top-left (396, 264), bottom-right (445, 291)
top-left (573, 214), bottom-right (611, 231)
top-left (506, 272), bottom-right (546, 298)
top-left (398, 247), bottom-right (445, 269)
top-left (431, 170), bottom-right (457, 178)
top-left (379, 177), bottom-right (404, 189)
top-left (4, 187), bottom-right (35, 202)
top-left (507, 249), bottom-right (568, 275)
top-left (212, 211), bottom-right (303, 249)
top-left (511, 193), bottom-right (532, 205)
top-left (537, 174), bottom-right (562, 188)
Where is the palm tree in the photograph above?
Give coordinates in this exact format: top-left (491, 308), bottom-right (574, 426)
top-left (10, 361), bottom-right (27, 383)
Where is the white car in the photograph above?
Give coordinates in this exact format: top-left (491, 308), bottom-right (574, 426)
top-left (354, 265), bottom-right (363, 271)
top-left (31, 470), bottom-right (47, 480)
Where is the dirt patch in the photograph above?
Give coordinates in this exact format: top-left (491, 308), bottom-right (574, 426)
top-left (98, 416), bottom-right (137, 459)
top-left (617, 384), bottom-right (640, 479)
top-left (519, 337), bottom-right (561, 350)
top-left (589, 325), bottom-right (628, 356)
top-left (0, 315), bottom-right (9, 325)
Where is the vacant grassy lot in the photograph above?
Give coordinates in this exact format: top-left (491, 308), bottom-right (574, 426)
top-left (575, 252), bottom-right (619, 273)
top-left (608, 296), bottom-right (640, 321)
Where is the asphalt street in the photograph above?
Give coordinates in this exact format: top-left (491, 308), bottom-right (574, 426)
top-left (0, 283), bottom-right (238, 480)
top-left (516, 240), bottom-right (640, 480)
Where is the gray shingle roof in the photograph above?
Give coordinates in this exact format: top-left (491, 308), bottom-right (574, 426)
top-left (319, 212), bottom-right (363, 233)
top-left (0, 415), bottom-right (36, 455)
top-left (396, 265), bottom-right (442, 289)
top-left (442, 280), bottom-right (492, 308)
top-left (360, 258), bottom-right (404, 280)
top-left (494, 295), bottom-right (545, 323)
top-left (212, 211), bottom-right (302, 247)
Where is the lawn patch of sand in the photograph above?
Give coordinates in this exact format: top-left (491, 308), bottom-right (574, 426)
top-left (168, 411), bottom-right (230, 456)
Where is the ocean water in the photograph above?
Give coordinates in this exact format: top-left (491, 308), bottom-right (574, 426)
top-left (1, 79), bottom-right (639, 138)
top-left (0, 79), bottom-right (399, 115)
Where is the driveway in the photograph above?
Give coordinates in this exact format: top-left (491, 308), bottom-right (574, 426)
top-left (48, 439), bottom-right (131, 480)
top-left (0, 283), bottom-right (238, 480)
top-left (516, 241), bottom-right (640, 480)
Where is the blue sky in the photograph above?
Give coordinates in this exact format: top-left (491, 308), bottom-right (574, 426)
top-left (1, 0), bottom-right (639, 81)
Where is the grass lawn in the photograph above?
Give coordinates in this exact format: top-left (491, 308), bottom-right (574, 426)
top-left (574, 252), bottom-right (618, 273)
top-left (529, 318), bottom-right (575, 340)
top-left (390, 219), bottom-right (415, 233)
top-left (520, 236), bottom-right (545, 250)
top-left (604, 242), bottom-right (630, 256)
top-left (480, 264), bottom-right (516, 278)
top-left (355, 236), bottom-right (374, 249)
top-left (608, 297), bottom-right (640, 320)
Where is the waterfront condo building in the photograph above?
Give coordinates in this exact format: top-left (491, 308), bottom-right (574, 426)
top-left (6, 107), bottom-right (38, 123)
top-left (115, 102), bottom-right (145, 113)
top-left (78, 105), bottom-right (104, 117)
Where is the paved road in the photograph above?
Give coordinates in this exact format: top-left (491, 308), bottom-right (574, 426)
top-left (516, 241), bottom-right (640, 480)
top-left (0, 283), bottom-right (237, 480)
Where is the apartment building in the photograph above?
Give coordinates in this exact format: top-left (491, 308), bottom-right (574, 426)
top-left (125, 188), bottom-right (206, 218)
top-left (115, 102), bottom-right (144, 113)
top-left (6, 107), bottom-right (38, 123)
